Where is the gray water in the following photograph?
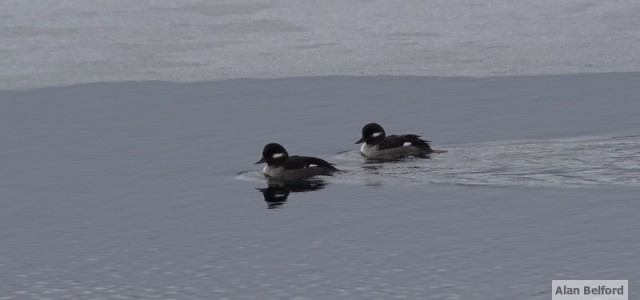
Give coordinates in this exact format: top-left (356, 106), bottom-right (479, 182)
top-left (2, 74), bottom-right (639, 299)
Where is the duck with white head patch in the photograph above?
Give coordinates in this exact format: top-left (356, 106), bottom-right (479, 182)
top-left (255, 143), bottom-right (338, 180)
top-left (355, 123), bottom-right (444, 160)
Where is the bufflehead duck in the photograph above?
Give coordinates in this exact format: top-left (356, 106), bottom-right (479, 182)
top-left (255, 143), bottom-right (338, 180)
top-left (355, 123), bottom-right (440, 160)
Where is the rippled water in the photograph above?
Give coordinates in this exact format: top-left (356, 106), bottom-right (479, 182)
top-left (240, 135), bottom-right (640, 188)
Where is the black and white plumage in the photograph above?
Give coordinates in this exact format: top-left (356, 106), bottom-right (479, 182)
top-left (355, 123), bottom-right (441, 160)
top-left (255, 143), bottom-right (338, 180)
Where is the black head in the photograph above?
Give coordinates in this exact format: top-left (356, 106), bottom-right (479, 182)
top-left (355, 123), bottom-right (386, 144)
top-left (255, 143), bottom-right (290, 165)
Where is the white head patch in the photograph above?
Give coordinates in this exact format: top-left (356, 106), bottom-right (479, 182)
top-left (272, 152), bottom-right (284, 159)
top-left (403, 142), bottom-right (412, 147)
top-left (372, 132), bottom-right (382, 138)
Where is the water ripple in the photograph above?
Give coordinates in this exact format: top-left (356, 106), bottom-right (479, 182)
top-left (333, 135), bottom-right (640, 188)
top-left (238, 136), bottom-right (640, 188)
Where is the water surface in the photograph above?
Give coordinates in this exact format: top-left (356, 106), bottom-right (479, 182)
top-left (1, 74), bottom-right (639, 299)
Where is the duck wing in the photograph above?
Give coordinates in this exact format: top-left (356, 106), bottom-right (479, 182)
top-left (378, 134), bottom-right (432, 150)
top-left (283, 156), bottom-right (338, 170)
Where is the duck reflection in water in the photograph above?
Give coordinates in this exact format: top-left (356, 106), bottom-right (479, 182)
top-left (257, 179), bottom-right (328, 209)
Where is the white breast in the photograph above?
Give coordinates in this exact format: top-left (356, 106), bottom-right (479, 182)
top-left (360, 143), bottom-right (378, 157)
top-left (263, 165), bottom-right (284, 178)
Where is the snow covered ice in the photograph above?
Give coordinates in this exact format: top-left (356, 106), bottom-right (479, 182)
top-left (3, 0), bottom-right (640, 90)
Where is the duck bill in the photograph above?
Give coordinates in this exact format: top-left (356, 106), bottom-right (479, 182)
top-left (355, 137), bottom-right (366, 144)
top-left (255, 157), bottom-right (267, 164)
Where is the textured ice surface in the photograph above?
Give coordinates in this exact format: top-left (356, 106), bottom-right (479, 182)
top-left (2, 0), bottom-right (640, 89)
top-left (1, 74), bottom-right (639, 299)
